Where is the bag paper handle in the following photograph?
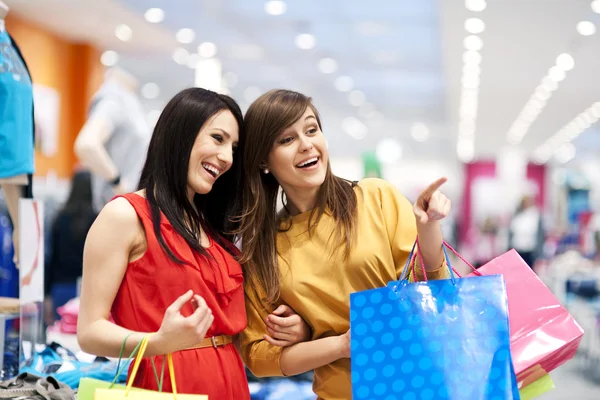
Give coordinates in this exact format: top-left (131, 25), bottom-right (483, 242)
top-left (126, 335), bottom-right (179, 399)
top-left (401, 237), bottom-right (458, 284)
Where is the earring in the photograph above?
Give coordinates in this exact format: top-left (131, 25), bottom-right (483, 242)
top-left (263, 168), bottom-right (269, 174)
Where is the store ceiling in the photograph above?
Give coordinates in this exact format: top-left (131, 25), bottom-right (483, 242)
top-left (6, 0), bottom-right (600, 164)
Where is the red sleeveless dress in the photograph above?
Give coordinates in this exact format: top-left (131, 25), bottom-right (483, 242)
top-left (110, 194), bottom-right (250, 398)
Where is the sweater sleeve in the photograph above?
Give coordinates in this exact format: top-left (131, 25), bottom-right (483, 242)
top-left (365, 178), bottom-right (449, 281)
top-left (239, 281), bottom-right (285, 377)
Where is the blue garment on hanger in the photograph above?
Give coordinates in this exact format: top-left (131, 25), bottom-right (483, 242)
top-left (0, 26), bottom-right (34, 178)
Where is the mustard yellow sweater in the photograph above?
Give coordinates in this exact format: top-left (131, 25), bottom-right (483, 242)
top-left (240, 178), bottom-right (448, 400)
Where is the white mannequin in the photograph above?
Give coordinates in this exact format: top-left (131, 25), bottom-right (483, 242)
top-left (74, 67), bottom-right (139, 195)
top-left (0, 1), bottom-right (8, 21)
top-left (0, 0), bottom-right (29, 266)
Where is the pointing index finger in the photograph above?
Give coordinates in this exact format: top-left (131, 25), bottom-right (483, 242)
top-left (421, 177), bottom-right (448, 197)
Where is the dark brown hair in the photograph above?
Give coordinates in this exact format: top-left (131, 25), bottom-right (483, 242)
top-left (235, 89), bottom-right (357, 305)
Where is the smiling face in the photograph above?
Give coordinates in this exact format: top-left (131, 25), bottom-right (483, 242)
top-left (265, 106), bottom-right (328, 194)
top-left (187, 109), bottom-right (239, 199)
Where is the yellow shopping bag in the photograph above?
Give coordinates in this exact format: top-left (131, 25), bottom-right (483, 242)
top-left (94, 335), bottom-right (208, 400)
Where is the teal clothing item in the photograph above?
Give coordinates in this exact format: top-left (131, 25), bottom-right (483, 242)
top-left (0, 25), bottom-right (34, 179)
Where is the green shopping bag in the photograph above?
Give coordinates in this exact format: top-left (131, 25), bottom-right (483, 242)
top-left (77, 335), bottom-right (165, 400)
top-left (519, 373), bottom-right (555, 400)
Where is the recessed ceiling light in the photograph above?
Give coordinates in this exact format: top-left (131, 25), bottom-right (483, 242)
top-left (556, 53), bottom-right (575, 71)
top-left (465, 0), bottom-right (487, 12)
top-left (464, 35), bottom-right (483, 51)
top-left (100, 50), bottom-right (119, 67)
top-left (555, 142), bottom-right (576, 164)
top-left (318, 58), bottom-right (338, 74)
top-left (463, 50), bottom-right (482, 65)
top-left (295, 34), bottom-right (316, 50)
top-left (348, 90), bottom-right (365, 107)
top-left (144, 8), bottom-right (164, 23)
top-left (115, 24), bottom-right (132, 41)
top-left (264, 0), bottom-right (286, 16)
top-left (457, 139), bottom-right (475, 162)
top-left (577, 21), bottom-right (596, 36)
top-left (410, 123), bottom-right (430, 142)
top-left (376, 138), bottom-right (403, 163)
top-left (172, 48), bottom-right (189, 65)
top-left (548, 66), bottom-right (566, 82)
top-left (334, 76), bottom-right (353, 92)
top-left (342, 117), bottom-right (368, 140)
top-left (464, 18), bottom-right (485, 34)
top-left (187, 53), bottom-right (199, 69)
top-left (141, 82), bottom-right (160, 99)
top-left (176, 28), bottom-right (195, 44)
top-left (199, 42), bottom-right (217, 58)
top-left (593, 0), bottom-right (600, 13)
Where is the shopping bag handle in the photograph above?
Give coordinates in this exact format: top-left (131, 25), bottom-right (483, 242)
top-left (113, 334), bottom-right (165, 390)
top-left (126, 334), bottom-right (179, 399)
top-left (442, 241), bottom-right (481, 277)
top-left (400, 237), bottom-right (458, 284)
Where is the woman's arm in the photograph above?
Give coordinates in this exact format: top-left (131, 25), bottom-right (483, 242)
top-left (278, 330), bottom-right (349, 376)
top-left (77, 198), bottom-right (164, 356)
top-left (412, 178), bottom-right (451, 271)
top-left (77, 198), bottom-right (215, 357)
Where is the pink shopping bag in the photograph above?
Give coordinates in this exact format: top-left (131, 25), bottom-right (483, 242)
top-left (446, 245), bottom-right (584, 389)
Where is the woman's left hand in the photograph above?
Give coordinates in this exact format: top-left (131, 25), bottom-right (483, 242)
top-left (264, 305), bottom-right (312, 347)
top-left (413, 177), bottom-right (451, 225)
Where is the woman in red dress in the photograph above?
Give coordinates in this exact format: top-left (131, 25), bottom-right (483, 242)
top-left (77, 88), bottom-right (309, 398)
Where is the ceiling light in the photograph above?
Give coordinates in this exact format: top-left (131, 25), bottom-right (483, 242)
top-left (465, 0), bottom-right (487, 12)
top-left (141, 82), bottom-right (160, 99)
top-left (172, 48), bottom-right (189, 65)
top-left (115, 24), bottom-right (132, 41)
top-left (359, 103), bottom-right (376, 117)
top-left (318, 58), bottom-right (338, 74)
top-left (223, 72), bottom-right (238, 88)
top-left (465, 18), bottom-right (485, 34)
top-left (264, 0), bottom-right (286, 15)
top-left (410, 123), bottom-right (429, 142)
top-left (577, 21), bottom-right (596, 36)
top-left (187, 53), bottom-right (199, 69)
top-left (457, 139), bottom-right (474, 162)
top-left (176, 28), bottom-right (195, 44)
top-left (244, 86), bottom-right (261, 103)
top-left (376, 138), bottom-right (403, 163)
top-left (463, 50), bottom-right (482, 65)
top-left (342, 117), bottom-right (368, 140)
top-left (334, 76), bottom-right (354, 92)
top-left (463, 64), bottom-right (481, 76)
top-left (464, 35), bottom-right (483, 51)
top-left (548, 66), bottom-right (566, 82)
top-left (555, 143), bottom-right (576, 164)
top-left (144, 8), bottom-right (164, 23)
top-left (100, 50), bottom-right (119, 67)
top-left (556, 53), bottom-right (575, 71)
top-left (541, 77), bottom-right (559, 92)
top-left (593, 0), bottom-right (600, 13)
top-left (295, 33), bottom-right (316, 50)
top-left (348, 90), bottom-right (366, 107)
top-left (199, 42), bottom-right (217, 58)
top-left (462, 75), bottom-right (480, 89)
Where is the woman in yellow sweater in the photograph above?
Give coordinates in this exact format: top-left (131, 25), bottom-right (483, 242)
top-left (236, 89), bottom-right (451, 399)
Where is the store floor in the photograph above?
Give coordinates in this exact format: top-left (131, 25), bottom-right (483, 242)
top-left (542, 358), bottom-right (600, 399)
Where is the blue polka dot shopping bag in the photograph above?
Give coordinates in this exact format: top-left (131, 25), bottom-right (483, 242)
top-left (350, 242), bottom-right (520, 400)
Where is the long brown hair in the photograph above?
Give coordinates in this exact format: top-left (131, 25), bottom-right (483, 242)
top-left (235, 89), bottom-right (358, 305)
